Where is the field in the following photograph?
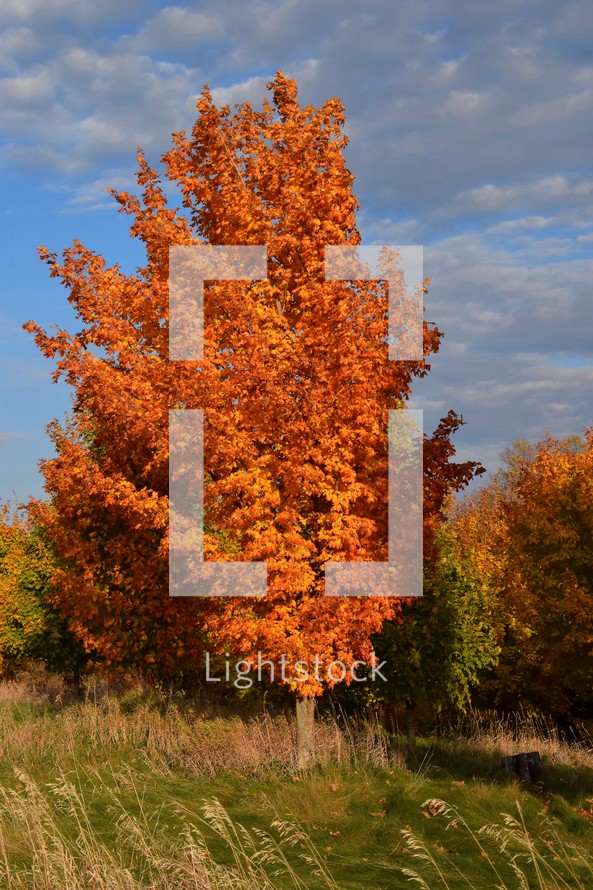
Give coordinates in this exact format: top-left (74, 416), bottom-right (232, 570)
top-left (0, 678), bottom-right (593, 888)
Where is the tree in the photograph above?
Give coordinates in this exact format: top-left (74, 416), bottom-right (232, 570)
top-left (26, 73), bottom-right (481, 761)
top-left (455, 432), bottom-right (593, 717)
top-left (0, 505), bottom-right (87, 684)
top-left (375, 523), bottom-right (499, 747)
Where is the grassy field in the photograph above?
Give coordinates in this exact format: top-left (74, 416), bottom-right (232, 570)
top-left (0, 679), bottom-right (593, 888)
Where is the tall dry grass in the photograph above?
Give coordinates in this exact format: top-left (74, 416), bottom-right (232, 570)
top-left (0, 675), bottom-right (401, 777)
top-left (444, 707), bottom-right (593, 771)
top-left (1, 677), bottom-right (593, 887)
top-left (0, 770), bottom-right (341, 889)
top-left (402, 797), bottom-right (593, 890)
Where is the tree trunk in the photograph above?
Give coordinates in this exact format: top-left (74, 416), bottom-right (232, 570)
top-left (71, 670), bottom-right (82, 701)
top-left (405, 700), bottom-right (416, 749)
top-left (296, 697), bottom-right (316, 768)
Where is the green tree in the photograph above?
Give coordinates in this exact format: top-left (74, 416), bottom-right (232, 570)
top-left (375, 524), bottom-right (499, 746)
top-left (0, 506), bottom-right (87, 687)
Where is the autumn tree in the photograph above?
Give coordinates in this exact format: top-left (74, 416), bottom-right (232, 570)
top-left (26, 73), bottom-right (481, 760)
top-left (0, 505), bottom-right (87, 684)
top-left (375, 523), bottom-right (499, 747)
top-left (456, 432), bottom-right (593, 717)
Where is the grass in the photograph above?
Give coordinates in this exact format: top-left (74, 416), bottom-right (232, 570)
top-left (0, 677), bottom-right (592, 887)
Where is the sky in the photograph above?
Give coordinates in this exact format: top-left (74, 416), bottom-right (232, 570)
top-left (0, 0), bottom-right (592, 502)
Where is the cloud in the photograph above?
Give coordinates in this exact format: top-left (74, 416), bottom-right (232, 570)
top-left (487, 216), bottom-right (555, 233)
top-left (439, 89), bottom-right (493, 116)
top-left (0, 47), bottom-right (200, 176)
top-left (514, 86), bottom-right (593, 126)
top-left (0, 66), bottom-right (53, 105)
top-left (121, 6), bottom-right (223, 52)
top-left (211, 59), bottom-right (319, 107)
top-left (210, 73), bottom-right (272, 108)
top-left (0, 0), bottom-right (80, 21)
top-left (405, 229), bottom-right (593, 472)
top-left (1, 0), bottom-right (591, 225)
top-left (53, 170), bottom-right (139, 212)
top-left (1, 0), bottom-right (592, 487)
top-left (0, 27), bottom-right (38, 74)
top-left (455, 176), bottom-right (593, 214)
top-left (0, 0), bottom-right (147, 27)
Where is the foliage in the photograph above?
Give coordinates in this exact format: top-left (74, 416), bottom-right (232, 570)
top-left (25, 72), bottom-right (481, 693)
top-left (456, 431), bottom-right (593, 716)
top-left (374, 524), bottom-right (499, 713)
top-left (0, 506), bottom-right (86, 678)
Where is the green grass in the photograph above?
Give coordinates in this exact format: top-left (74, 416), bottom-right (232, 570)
top-left (0, 680), bottom-right (592, 887)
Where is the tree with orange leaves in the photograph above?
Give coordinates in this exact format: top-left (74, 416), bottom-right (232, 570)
top-left (455, 432), bottom-right (593, 717)
top-left (26, 73), bottom-right (480, 759)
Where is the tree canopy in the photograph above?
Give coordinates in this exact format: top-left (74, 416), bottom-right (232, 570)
top-left (455, 432), bottom-right (593, 716)
top-left (25, 72), bottom-right (481, 696)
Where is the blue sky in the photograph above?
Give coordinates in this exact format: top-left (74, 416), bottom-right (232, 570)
top-left (1, 0), bottom-right (592, 501)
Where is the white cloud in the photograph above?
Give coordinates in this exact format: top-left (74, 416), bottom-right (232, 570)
top-left (1, 0), bottom-right (592, 487)
top-left (440, 89), bottom-right (491, 115)
top-left (454, 176), bottom-right (593, 214)
top-left (211, 73), bottom-right (271, 108)
top-left (121, 6), bottom-right (223, 52)
top-left (211, 59), bottom-right (318, 107)
top-left (515, 87), bottom-right (593, 126)
top-left (0, 47), bottom-right (200, 174)
top-left (0, 0), bottom-right (147, 27)
top-left (0, 27), bottom-right (37, 73)
top-left (487, 215), bottom-right (555, 233)
top-left (408, 229), bottom-right (593, 472)
top-left (58, 170), bottom-right (138, 212)
top-left (0, 0), bottom-right (78, 21)
top-left (0, 67), bottom-right (53, 104)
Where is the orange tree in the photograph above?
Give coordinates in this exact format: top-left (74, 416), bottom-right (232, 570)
top-left (455, 433), bottom-right (593, 717)
top-left (26, 74), bottom-right (480, 750)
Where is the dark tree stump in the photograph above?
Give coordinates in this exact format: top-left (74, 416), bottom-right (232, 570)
top-left (501, 751), bottom-right (542, 782)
